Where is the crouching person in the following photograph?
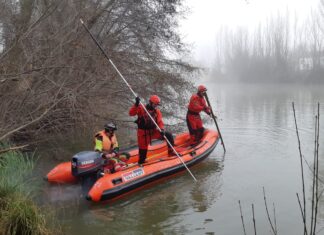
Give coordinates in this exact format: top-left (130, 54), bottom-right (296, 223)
top-left (94, 122), bottom-right (127, 173)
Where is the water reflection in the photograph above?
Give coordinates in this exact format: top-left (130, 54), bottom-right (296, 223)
top-left (39, 83), bottom-right (324, 234)
top-left (203, 83), bottom-right (324, 234)
top-left (190, 160), bottom-right (224, 213)
top-left (42, 184), bottom-right (82, 204)
top-left (60, 157), bottom-right (224, 235)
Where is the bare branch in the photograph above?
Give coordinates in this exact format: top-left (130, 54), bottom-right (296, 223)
top-left (263, 187), bottom-right (278, 235)
top-left (0, 144), bottom-right (29, 154)
top-left (238, 200), bottom-right (247, 235)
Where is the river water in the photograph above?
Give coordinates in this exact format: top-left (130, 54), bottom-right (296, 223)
top-left (41, 82), bottom-right (324, 235)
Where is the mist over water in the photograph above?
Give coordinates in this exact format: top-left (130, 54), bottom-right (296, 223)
top-left (41, 82), bottom-right (324, 235)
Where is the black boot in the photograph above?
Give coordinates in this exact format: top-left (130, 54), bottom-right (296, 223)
top-left (138, 149), bottom-right (147, 165)
top-left (168, 148), bottom-right (175, 156)
top-left (196, 127), bottom-right (205, 142)
top-left (164, 131), bottom-right (174, 146)
top-left (163, 131), bottom-right (175, 156)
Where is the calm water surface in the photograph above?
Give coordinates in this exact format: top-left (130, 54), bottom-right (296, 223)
top-left (41, 83), bottom-right (324, 235)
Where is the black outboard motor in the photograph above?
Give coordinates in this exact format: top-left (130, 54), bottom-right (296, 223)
top-left (71, 151), bottom-right (104, 177)
top-left (71, 151), bottom-right (105, 194)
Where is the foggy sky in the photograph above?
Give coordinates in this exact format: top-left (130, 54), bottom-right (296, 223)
top-left (180, 0), bottom-right (319, 67)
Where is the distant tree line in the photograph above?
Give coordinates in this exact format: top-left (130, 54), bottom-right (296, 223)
top-left (0, 0), bottom-right (196, 148)
top-left (211, 2), bottom-right (324, 83)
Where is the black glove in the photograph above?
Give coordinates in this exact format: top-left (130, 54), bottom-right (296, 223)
top-left (160, 129), bottom-right (165, 137)
top-left (204, 107), bottom-right (211, 115)
top-left (135, 97), bottom-right (140, 106)
top-left (101, 153), bottom-right (107, 159)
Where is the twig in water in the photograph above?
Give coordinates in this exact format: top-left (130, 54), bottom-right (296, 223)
top-left (313, 103), bottom-right (320, 235)
top-left (238, 200), bottom-right (247, 235)
top-left (310, 114), bottom-right (318, 235)
top-left (263, 187), bottom-right (277, 235)
top-left (301, 155), bottom-right (324, 185)
top-left (273, 202), bottom-right (277, 234)
top-left (292, 102), bottom-right (307, 235)
top-left (297, 193), bottom-right (308, 235)
top-left (252, 204), bottom-right (257, 235)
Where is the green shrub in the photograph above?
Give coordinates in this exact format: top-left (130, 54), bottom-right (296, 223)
top-left (0, 194), bottom-right (50, 235)
top-left (0, 146), bottom-right (59, 235)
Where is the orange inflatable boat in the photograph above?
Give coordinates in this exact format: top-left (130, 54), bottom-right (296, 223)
top-left (45, 129), bottom-right (219, 202)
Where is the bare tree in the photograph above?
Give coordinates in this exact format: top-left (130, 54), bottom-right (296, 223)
top-left (0, 0), bottom-right (197, 149)
top-left (210, 7), bottom-right (324, 83)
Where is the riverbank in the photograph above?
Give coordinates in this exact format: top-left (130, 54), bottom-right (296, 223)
top-left (0, 146), bottom-right (59, 235)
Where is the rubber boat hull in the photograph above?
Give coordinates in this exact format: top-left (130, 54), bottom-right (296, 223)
top-left (46, 129), bottom-right (219, 202)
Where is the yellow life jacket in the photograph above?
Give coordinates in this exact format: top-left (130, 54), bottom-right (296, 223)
top-left (94, 130), bottom-right (118, 152)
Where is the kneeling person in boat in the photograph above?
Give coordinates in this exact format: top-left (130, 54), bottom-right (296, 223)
top-left (129, 95), bottom-right (174, 165)
top-left (94, 123), bottom-right (126, 173)
top-left (186, 85), bottom-right (212, 146)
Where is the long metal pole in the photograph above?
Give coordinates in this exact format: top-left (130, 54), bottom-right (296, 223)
top-left (204, 93), bottom-right (226, 153)
top-left (80, 19), bottom-right (197, 182)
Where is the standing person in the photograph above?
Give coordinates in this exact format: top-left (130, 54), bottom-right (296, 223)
top-left (94, 123), bottom-right (126, 173)
top-left (129, 95), bottom-right (174, 165)
top-left (186, 85), bottom-right (211, 146)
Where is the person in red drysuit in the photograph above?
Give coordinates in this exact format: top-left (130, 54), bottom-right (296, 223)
top-left (129, 95), bottom-right (174, 165)
top-left (186, 85), bottom-right (211, 145)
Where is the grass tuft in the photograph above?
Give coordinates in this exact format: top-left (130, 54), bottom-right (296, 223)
top-left (0, 143), bottom-right (60, 235)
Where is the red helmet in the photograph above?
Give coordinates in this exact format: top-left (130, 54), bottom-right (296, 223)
top-left (198, 85), bottom-right (207, 93)
top-left (149, 95), bottom-right (160, 105)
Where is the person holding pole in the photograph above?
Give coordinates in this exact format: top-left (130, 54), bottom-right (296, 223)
top-left (80, 18), bottom-right (198, 180)
top-left (186, 85), bottom-right (212, 146)
top-left (129, 95), bottom-right (174, 165)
